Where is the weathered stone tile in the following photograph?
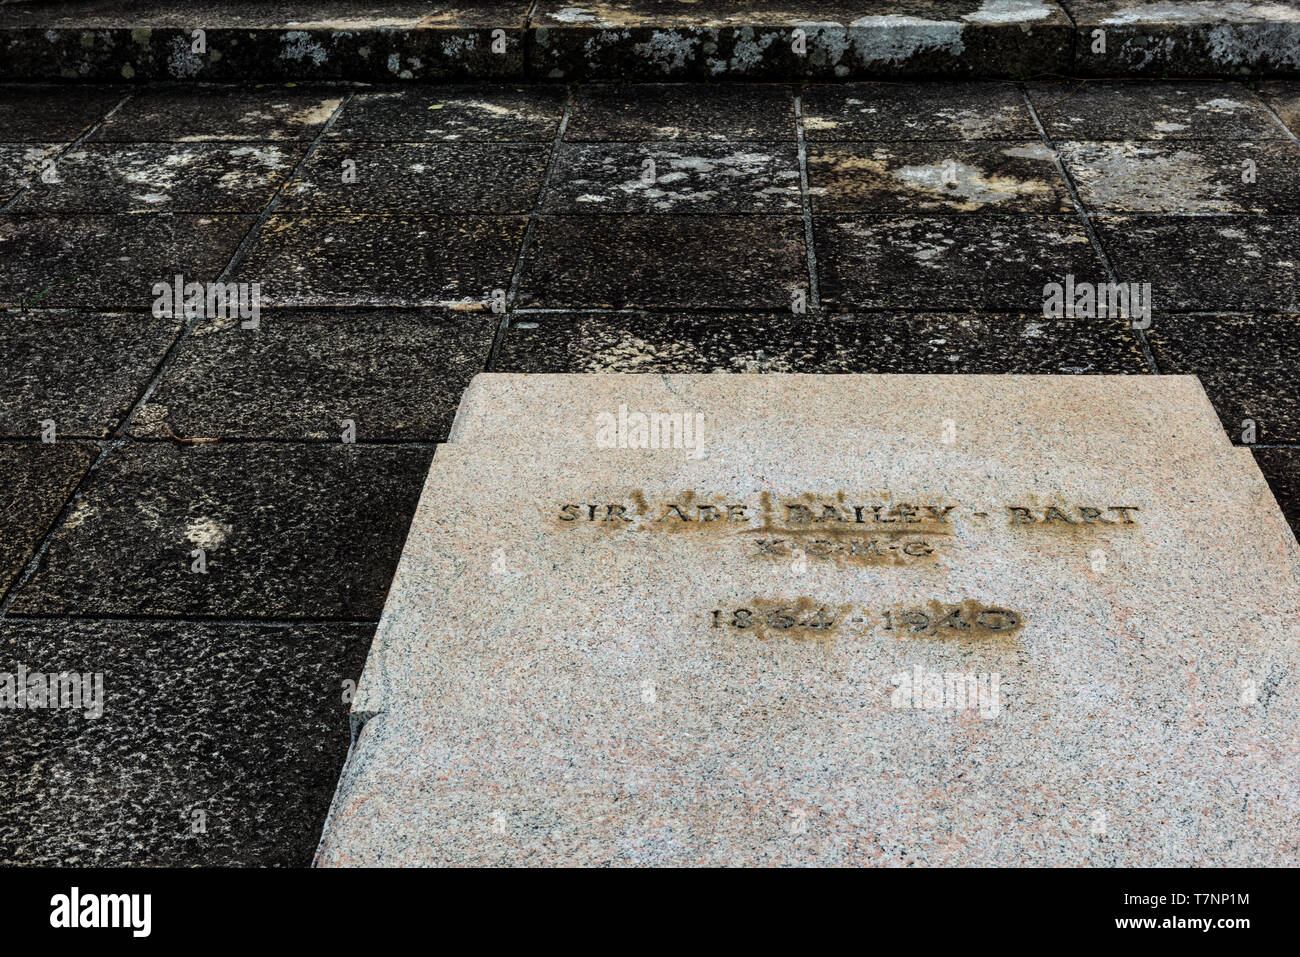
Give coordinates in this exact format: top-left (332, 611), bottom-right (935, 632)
top-left (10, 143), bottom-right (304, 213)
top-left (0, 311), bottom-right (180, 438)
top-left (0, 144), bottom-right (58, 204)
top-left (566, 83), bottom-right (795, 141)
top-left (809, 142), bottom-right (1071, 213)
top-left (1257, 80), bottom-right (1300, 137)
top-left (1027, 80), bottom-right (1283, 140)
top-left (0, 3), bottom-right (529, 82)
top-left (531, 2), bottom-right (1070, 79)
top-left (497, 311), bottom-right (1149, 374)
top-left (1061, 140), bottom-right (1300, 214)
top-left (1147, 314), bottom-right (1300, 443)
top-left (93, 86), bottom-right (345, 142)
top-left (10, 443), bottom-right (430, 619)
top-left (1254, 447), bottom-right (1300, 539)
top-left (542, 142), bottom-right (801, 213)
top-left (232, 215), bottom-right (526, 307)
top-left (0, 442), bottom-right (97, 600)
top-left (0, 618), bottom-right (371, 866)
top-left (0, 214), bottom-right (254, 310)
top-left (817, 215), bottom-right (1101, 311)
top-left (133, 309), bottom-right (494, 441)
top-left (1095, 215), bottom-right (1300, 312)
top-left (1068, 2), bottom-right (1300, 76)
top-left (280, 142), bottom-right (550, 214)
top-left (328, 85), bottom-right (567, 142)
top-left (0, 85), bottom-right (124, 142)
top-left (517, 215), bottom-right (806, 309)
top-left (802, 81), bottom-right (1038, 141)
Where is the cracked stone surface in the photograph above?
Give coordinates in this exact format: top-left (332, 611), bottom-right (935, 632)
top-left (803, 81), bottom-right (1039, 140)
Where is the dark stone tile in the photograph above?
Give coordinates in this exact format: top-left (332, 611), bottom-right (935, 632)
top-left (94, 86), bottom-right (345, 142)
top-left (802, 81), bottom-right (1038, 141)
top-left (10, 142), bottom-right (305, 213)
top-left (0, 144), bottom-right (57, 205)
top-left (328, 85), bottom-right (566, 142)
top-left (809, 142), bottom-right (1071, 213)
top-left (1060, 140), bottom-right (1300, 214)
top-left (542, 142), bottom-right (801, 213)
top-left (1096, 216), bottom-right (1300, 312)
top-left (0, 214), bottom-right (254, 310)
top-left (11, 443), bottom-right (430, 619)
top-left (0, 442), bottom-right (97, 601)
top-left (1027, 81), bottom-right (1283, 140)
top-left (0, 618), bottom-right (372, 866)
top-left (1258, 80), bottom-right (1300, 137)
top-left (1068, 2), bottom-right (1300, 76)
top-left (133, 309), bottom-right (494, 441)
top-left (517, 215), bottom-right (806, 309)
top-left (0, 85), bottom-right (124, 142)
top-left (1253, 447), bottom-right (1300, 541)
top-left (1147, 314), bottom-right (1300, 444)
top-left (280, 142), bottom-right (550, 214)
top-left (566, 83), bottom-right (795, 141)
top-left (817, 215), bottom-right (1101, 311)
top-left (497, 310), bottom-right (1150, 374)
top-left (0, 3), bottom-right (529, 82)
top-left (232, 214), bottom-right (527, 307)
top-left (531, 2), bottom-right (1070, 79)
top-left (0, 312), bottom-right (180, 438)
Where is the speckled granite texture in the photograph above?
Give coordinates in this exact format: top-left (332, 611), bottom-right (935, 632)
top-left (316, 374), bottom-right (1300, 866)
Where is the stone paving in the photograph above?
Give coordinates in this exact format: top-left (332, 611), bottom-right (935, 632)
top-left (1, 77), bottom-right (1298, 865)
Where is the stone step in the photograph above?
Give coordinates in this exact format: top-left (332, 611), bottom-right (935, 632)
top-left (1, 1), bottom-right (1298, 83)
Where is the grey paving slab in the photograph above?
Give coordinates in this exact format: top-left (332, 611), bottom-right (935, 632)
top-left (231, 215), bottom-right (527, 307)
top-left (10, 443), bottom-right (430, 619)
top-left (530, 1), bottom-right (1071, 79)
top-left (0, 618), bottom-right (372, 866)
top-left (497, 312), bottom-right (1150, 374)
top-left (0, 311), bottom-right (181, 438)
top-left (0, 85), bottom-right (125, 142)
top-left (9, 142), bottom-right (305, 213)
top-left (133, 309), bottom-right (495, 441)
top-left (279, 142), bottom-right (551, 214)
top-left (1258, 80), bottom-right (1300, 136)
top-left (542, 142), bottom-right (802, 213)
top-left (1068, 1), bottom-right (1300, 76)
top-left (328, 86), bottom-right (567, 142)
top-left (1059, 140), bottom-right (1300, 214)
top-left (566, 83), bottom-right (796, 141)
top-left (1096, 215), bottom-right (1300, 312)
top-left (808, 142), bottom-right (1071, 213)
top-left (1148, 313), bottom-right (1300, 444)
top-left (0, 144), bottom-right (58, 205)
top-left (0, 442), bottom-right (97, 602)
top-left (816, 215), bottom-right (1102, 311)
top-left (0, 214), bottom-right (254, 310)
top-left (517, 215), bottom-right (807, 309)
top-left (802, 81), bottom-right (1038, 141)
top-left (1027, 80), bottom-right (1283, 141)
top-left (93, 86), bottom-right (345, 142)
top-left (319, 376), bottom-right (1298, 866)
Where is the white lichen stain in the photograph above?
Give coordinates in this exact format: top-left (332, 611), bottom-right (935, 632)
top-left (280, 31), bottom-right (328, 66)
top-left (848, 16), bottom-right (965, 64)
top-left (185, 517), bottom-right (232, 550)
